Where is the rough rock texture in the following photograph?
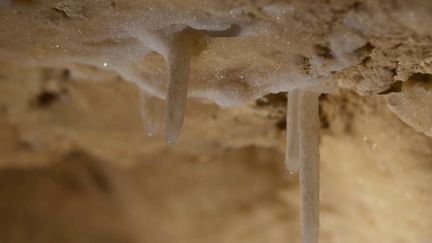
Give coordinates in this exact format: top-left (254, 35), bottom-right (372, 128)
top-left (1, 0), bottom-right (432, 242)
top-left (1, 0), bottom-right (432, 141)
top-left (1, 0), bottom-right (432, 104)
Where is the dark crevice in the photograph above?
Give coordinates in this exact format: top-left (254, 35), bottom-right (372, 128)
top-left (407, 73), bottom-right (432, 83)
top-left (354, 42), bottom-right (375, 65)
top-left (378, 81), bottom-right (403, 95)
top-left (403, 72), bottom-right (432, 90)
top-left (355, 42), bottom-right (375, 54)
top-left (36, 91), bottom-right (60, 108)
top-left (314, 44), bottom-right (335, 60)
top-left (32, 87), bottom-right (68, 109)
top-left (276, 118), bottom-right (286, 131)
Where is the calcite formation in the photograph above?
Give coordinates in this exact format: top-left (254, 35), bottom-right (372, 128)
top-left (1, 0), bottom-right (432, 243)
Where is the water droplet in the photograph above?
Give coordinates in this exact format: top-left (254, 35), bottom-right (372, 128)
top-left (103, 62), bottom-right (108, 67)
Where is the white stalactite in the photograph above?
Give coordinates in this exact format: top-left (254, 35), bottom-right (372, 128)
top-left (298, 90), bottom-right (320, 243)
top-left (139, 90), bottom-right (161, 136)
top-left (164, 33), bottom-right (192, 144)
top-left (285, 90), bottom-right (301, 172)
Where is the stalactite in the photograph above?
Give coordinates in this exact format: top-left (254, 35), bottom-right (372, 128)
top-left (139, 90), bottom-right (160, 136)
top-left (285, 90), bottom-right (301, 172)
top-left (164, 33), bottom-right (192, 144)
top-left (162, 25), bottom-right (239, 144)
top-left (298, 90), bottom-right (320, 243)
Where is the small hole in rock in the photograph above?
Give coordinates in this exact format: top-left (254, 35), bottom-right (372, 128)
top-left (36, 91), bottom-right (60, 108)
